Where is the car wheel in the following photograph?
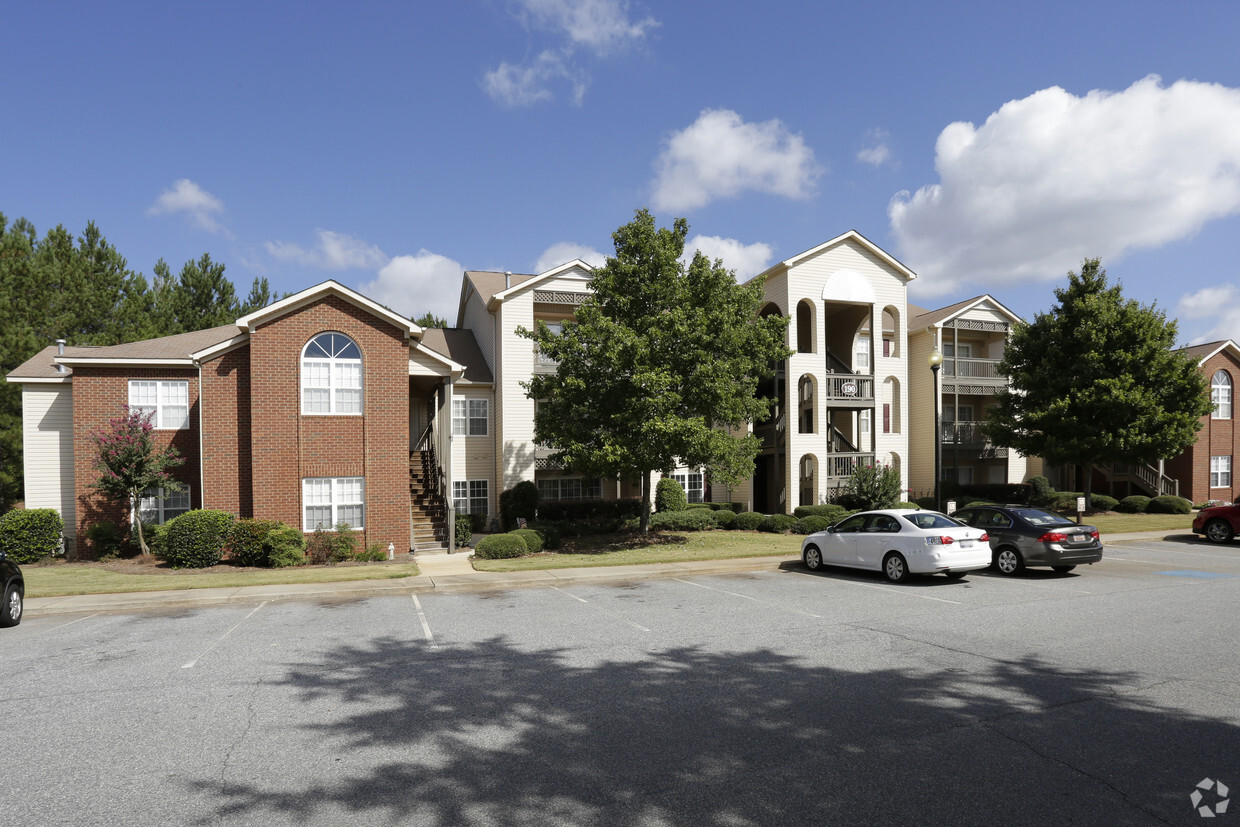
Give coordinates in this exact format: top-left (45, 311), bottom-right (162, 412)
top-left (883, 552), bottom-right (910, 583)
top-left (994, 547), bottom-right (1025, 576)
top-left (944, 570), bottom-right (967, 580)
top-left (1051, 565), bottom-right (1076, 574)
top-left (802, 545), bottom-right (823, 571)
top-left (1204, 519), bottom-right (1235, 544)
top-left (1, 583), bottom-right (22, 627)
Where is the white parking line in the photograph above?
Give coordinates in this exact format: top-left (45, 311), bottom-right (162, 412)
top-left (182, 602), bottom-right (266, 669)
top-left (412, 594), bottom-right (436, 648)
top-left (672, 578), bottom-right (822, 618)
top-left (552, 586), bottom-right (651, 632)
top-left (793, 571), bottom-right (962, 604)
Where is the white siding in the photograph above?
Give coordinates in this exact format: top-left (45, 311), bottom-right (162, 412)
top-left (448, 387), bottom-right (498, 519)
top-left (21, 384), bottom-right (76, 543)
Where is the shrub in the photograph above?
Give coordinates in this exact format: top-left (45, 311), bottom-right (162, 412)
top-left (499, 481), bottom-right (539, 530)
top-left (474, 533), bottom-right (528, 559)
top-left (655, 478), bottom-right (688, 512)
top-left (305, 527), bottom-right (333, 564)
top-left (329, 523), bottom-right (358, 562)
top-left (759, 514), bottom-right (798, 534)
top-left (649, 509), bottom-right (715, 531)
top-left (1147, 495), bottom-right (1192, 514)
top-left (469, 512), bottom-right (488, 533)
top-left (685, 502), bottom-right (714, 510)
top-left (536, 498), bottom-right (644, 521)
top-left (357, 542), bottom-right (390, 562)
top-left (529, 521), bottom-right (562, 549)
top-left (913, 496), bottom-right (937, 510)
top-left (86, 521), bottom-right (126, 559)
top-left (1026, 476), bottom-right (1053, 505)
top-left (0, 508), bottom-right (64, 564)
top-left (1089, 494), bottom-right (1119, 512)
top-left (163, 509), bottom-right (235, 569)
top-left (1050, 492), bottom-right (1085, 512)
top-left (1116, 495), bottom-right (1151, 514)
top-left (228, 519), bottom-right (281, 567)
top-left (793, 504), bottom-right (850, 523)
top-left (896, 501), bottom-right (920, 510)
top-left (510, 528), bottom-right (545, 553)
top-left (732, 511), bottom-right (764, 531)
top-left (841, 463), bottom-right (902, 510)
top-left (794, 516), bottom-right (832, 535)
top-left (455, 518), bottom-right (472, 549)
top-left (709, 509), bottom-right (737, 529)
top-left (267, 526), bottom-right (306, 567)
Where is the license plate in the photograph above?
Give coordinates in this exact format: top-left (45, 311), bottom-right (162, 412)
top-left (1071, 535), bottom-right (1087, 544)
top-left (960, 539), bottom-right (974, 548)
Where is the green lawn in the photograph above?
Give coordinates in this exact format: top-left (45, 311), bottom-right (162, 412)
top-left (1078, 513), bottom-right (1194, 534)
top-left (24, 560), bottom-right (420, 598)
top-left (472, 531), bottom-right (802, 572)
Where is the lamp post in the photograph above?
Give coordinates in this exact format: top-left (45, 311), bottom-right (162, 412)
top-left (928, 348), bottom-right (943, 512)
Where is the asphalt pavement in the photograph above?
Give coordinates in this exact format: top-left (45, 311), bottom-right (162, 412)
top-left (24, 529), bottom-right (1191, 617)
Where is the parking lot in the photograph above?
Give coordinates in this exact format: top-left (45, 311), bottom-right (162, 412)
top-left (2, 535), bottom-right (1238, 825)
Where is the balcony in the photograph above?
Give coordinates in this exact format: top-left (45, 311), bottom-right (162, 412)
top-left (822, 452), bottom-right (876, 479)
top-left (822, 374), bottom-right (874, 405)
top-left (941, 421), bottom-right (1008, 458)
top-left (941, 357), bottom-right (1006, 393)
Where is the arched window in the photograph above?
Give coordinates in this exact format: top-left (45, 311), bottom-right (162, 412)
top-left (796, 300), bottom-right (815, 354)
top-left (302, 332), bottom-right (362, 414)
top-left (1212, 371), bottom-right (1232, 419)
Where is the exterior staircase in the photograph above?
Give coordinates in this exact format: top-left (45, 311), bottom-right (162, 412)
top-left (1093, 462), bottom-right (1180, 498)
top-left (409, 449), bottom-right (449, 553)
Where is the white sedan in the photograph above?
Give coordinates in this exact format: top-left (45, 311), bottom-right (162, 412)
top-left (800, 509), bottom-right (991, 582)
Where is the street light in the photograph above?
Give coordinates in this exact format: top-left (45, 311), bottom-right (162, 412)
top-left (928, 348), bottom-right (943, 512)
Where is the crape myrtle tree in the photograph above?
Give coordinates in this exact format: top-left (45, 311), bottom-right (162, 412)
top-left (986, 258), bottom-right (1210, 507)
top-left (89, 406), bottom-right (185, 556)
top-left (521, 208), bottom-right (791, 533)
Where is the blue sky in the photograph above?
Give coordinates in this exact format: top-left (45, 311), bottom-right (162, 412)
top-left (5, 0), bottom-right (1240, 345)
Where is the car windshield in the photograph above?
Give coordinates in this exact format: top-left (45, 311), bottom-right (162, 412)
top-left (901, 512), bottom-right (960, 530)
top-left (1010, 508), bottom-right (1074, 527)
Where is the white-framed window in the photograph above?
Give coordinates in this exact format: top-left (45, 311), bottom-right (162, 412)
top-left (453, 480), bottom-right (489, 514)
top-left (301, 333), bottom-right (362, 415)
top-left (1212, 371), bottom-right (1232, 419)
top-left (1211, 456), bottom-right (1232, 488)
top-left (859, 409), bottom-right (871, 436)
top-left (128, 380), bottom-right (189, 429)
top-left (302, 477), bottom-right (365, 531)
top-left (672, 471), bottom-right (704, 503)
top-left (538, 477), bottom-right (602, 500)
top-left (138, 486), bottom-right (190, 525)
top-left (452, 398), bottom-right (488, 436)
top-left (854, 335), bottom-right (870, 371)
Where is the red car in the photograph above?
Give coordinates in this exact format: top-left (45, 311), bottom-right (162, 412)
top-left (1192, 501), bottom-right (1240, 544)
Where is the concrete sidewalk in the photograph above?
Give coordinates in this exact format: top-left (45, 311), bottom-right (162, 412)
top-left (23, 529), bottom-right (1194, 618)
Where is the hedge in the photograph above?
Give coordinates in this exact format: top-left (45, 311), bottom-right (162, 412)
top-left (266, 525), bottom-right (307, 567)
top-left (455, 518), bottom-right (472, 548)
top-left (1147, 495), bottom-right (1192, 514)
top-left (499, 480), bottom-right (539, 531)
top-left (163, 509), bottom-right (236, 569)
top-left (793, 504), bottom-right (851, 522)
top-left (510, 528), bottom-right (545, 553)
top-left (474, 533), bottom-right (529, 559)
top-left (649, 509), bottom-right (715, 532)
top-left (536, 498), bottom-right (644, 521)
top-left (228, 519), bottom-right (282, 567)
top-left (1089, 494), bottom-right (1119, 512)
top-left (709, 509), bottom-right (737, 529)
top-left (0, 508), bottom-right (64, 563)
top-left (655, 478), bottom-right (688, 512)
top-left (794, 516), bottom-right (833, 535)
top-left (1116, 495), bottom-right (1150, 514)
top-left (732, 511), bottom-right (764, 531)
top-left (759, 514), bottom-right (798, 534)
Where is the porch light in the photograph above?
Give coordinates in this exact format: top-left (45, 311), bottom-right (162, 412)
top-left (928, 348), bottom-right (943, 512)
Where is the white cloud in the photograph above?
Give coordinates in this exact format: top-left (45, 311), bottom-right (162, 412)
top-left (147, 179), bottom-right (229, 235)
top-left (266, 229), bottom-right (389, 270)
top-left (683, 235), bottom-right (775, 281)
top-left (534, 241), bottom-right (607, 273)
top-left (891, 76), bottom-right (1240, 297)
top-left (516, 0), bottom-right (657, 53)
top-left (857, 128), bottom-right (892, 167)
top-left (358, 250), bottom-right (464, 322)
top-left (651, 109), bottom-right (823, 212)
top-left (1178, 285), bottom-right (1240, 344)
top-left (483, 51), bottom-right (585, 108)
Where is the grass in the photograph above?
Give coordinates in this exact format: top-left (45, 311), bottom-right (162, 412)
top-left (24, 558), bottom-right (420, 598)
top-left (1083, 512), bottom-right (1195, 534)
top-left (472, 530), bottom-right (802, 572)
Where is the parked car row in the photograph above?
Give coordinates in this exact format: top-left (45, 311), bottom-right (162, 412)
top-left (801, 505), bottom-right (1104, 583)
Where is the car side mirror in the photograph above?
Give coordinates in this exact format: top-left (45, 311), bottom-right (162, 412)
top-left (827, 526), bottom-right (837, 533)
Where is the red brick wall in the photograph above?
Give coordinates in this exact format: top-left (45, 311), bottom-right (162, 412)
top-left (71, 367), bottom-right (201, 556)
top-left (249, 296), bottom-right (411, 552)
top-left (1173, 351), bottom-right (1240, 503)
top-left (201, 345), bottom-right (252, 517)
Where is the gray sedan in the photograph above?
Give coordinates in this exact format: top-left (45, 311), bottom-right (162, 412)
top-left (951, 505), bottom-right (1103, 575)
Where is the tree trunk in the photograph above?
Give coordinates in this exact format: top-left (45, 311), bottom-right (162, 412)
top-left (134, 511), bottom-right (149, 556)
top-left (639, 471), bottom-right (651, 534)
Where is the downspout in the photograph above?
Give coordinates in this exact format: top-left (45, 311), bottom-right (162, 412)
top-left (196, 361), bottom-right (205, 509)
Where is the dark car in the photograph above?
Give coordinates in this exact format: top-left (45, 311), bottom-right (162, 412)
top-left (1, 551), bottom-right (23, 627)
top-left (1192, 500), bottom-right (1240, 543)
top-left (951, 505), bottom-right (1103, 575)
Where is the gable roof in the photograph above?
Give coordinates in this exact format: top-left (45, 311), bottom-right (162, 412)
top-left (911, 295), bottom-right (1023, 330)
top-left (751, 230), bottom-right (917, 284)
top-left (237, 280), bottom-right (418, 338)
top-left (456, 260), bottom-right (595, 325)
top-left (1177, 339), bottom-right (1240, 366)
top-left (419, 328), bottom-right (492, 384)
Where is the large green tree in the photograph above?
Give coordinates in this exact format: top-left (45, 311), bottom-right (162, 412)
top-left (522, 209), bottom-right (790, 532)
top-left (986, 258), bottom-right (1211, 505)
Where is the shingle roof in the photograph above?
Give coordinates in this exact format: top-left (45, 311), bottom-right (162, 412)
top-left (6, 324), bottom-right (244, 380)
top-left (1176, 339), bottom-right (1240, 365)
top-left (419, 328), bottom-right (493, 384)
top-left (463, 270), bottom-right (538, 308)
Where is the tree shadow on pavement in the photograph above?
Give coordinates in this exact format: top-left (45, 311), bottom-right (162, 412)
top-left (189, 635), bottom-right (1238, 825)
